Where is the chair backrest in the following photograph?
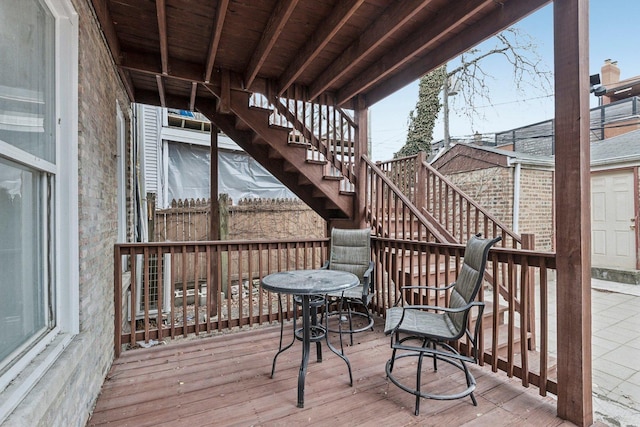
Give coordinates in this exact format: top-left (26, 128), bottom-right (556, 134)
top-left (446, 234), bottom-right (501, 334)
top-left (327, 228), bottom-right (371, 282)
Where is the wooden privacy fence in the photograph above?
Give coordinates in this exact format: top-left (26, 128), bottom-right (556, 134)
top-left (153, 198), bottom-right (325, 242)
top-left (114, 236), bottom-right (558, 396)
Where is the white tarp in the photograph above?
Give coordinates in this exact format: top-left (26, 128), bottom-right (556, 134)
top-left (167, 142), bottom-right (297, 204)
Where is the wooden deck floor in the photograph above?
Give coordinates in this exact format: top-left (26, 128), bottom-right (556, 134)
top-left (88, 318), bottom-right (578, 427)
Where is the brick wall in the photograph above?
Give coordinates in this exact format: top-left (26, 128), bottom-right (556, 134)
top-left (518, 169), bottom-right (554, 251)
top-left (5, 1), bottom-right (132, 426)
top-left (443, 165), bottom-right (555, 251)
top-left (445, 166), bottom-right (515, 231)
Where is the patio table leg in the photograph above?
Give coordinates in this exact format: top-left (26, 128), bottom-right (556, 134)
top-left (298, 295), bottom-right (311, 408)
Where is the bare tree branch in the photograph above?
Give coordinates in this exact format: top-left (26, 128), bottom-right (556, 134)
top-left (397, 26), bottom-right (552, 158)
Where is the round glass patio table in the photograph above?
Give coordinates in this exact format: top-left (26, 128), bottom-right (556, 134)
top-left (261, 269), bottom-right (359, 408)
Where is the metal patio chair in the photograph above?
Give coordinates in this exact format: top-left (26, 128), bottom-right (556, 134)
top-left (323, 228), bottom-right (375, 346)
top-left (384, 234), bottom-right (501, 415)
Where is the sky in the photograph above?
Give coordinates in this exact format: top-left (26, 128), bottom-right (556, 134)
top-left (368, 0), bottom-right (640, 161)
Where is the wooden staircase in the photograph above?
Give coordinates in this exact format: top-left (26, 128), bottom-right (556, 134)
top-left (202, 87), bottom-right (355, 221)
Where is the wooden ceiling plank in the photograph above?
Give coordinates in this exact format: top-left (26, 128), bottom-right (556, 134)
top-left (364, 0), bottom-right (551, 106)
top-left (120, 52), bottom-right (257, 100)
top-left (277, 0), bottom-right (366, 95)
top-left (156, 75), bottom-right (166, 107)
top-left (245, 0), bottom-right (300, 89)
top-left (337, 0), bottom-right (493, 105)
top-left (156, 0), bottom-right (169, 75)
top-left (204, 0), bottom-right (230, 83)
top-left (308, 0), bottom-right (436, 101)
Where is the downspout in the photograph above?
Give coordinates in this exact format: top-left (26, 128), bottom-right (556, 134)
top-left (512, 160), bottom-right (521, 234)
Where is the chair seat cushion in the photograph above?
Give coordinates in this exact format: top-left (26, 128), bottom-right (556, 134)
top-left (384, 307), bottom-right (457, 339)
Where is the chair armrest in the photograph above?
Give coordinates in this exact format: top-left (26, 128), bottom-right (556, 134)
top-left (399, 283), bottom-right (455, 292)
top-left (321, 260), bottom-right (329, 269)
top-left (401, 300), bottom-right (483, 315)
top-left (394, 283), bottom-right (455, 306)
top-left (361, 261), bottom-right (374, 295)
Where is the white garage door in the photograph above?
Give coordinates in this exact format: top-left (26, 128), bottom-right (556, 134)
top-left (591, 171), bottom-right (636, 269)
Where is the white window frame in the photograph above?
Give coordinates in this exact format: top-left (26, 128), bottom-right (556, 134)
top-left (0, 0), bottom-right (78, 420)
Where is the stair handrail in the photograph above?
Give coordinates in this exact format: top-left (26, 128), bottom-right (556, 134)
top-left (378, 153), bottom-right (522, 249)
top-left (271, 96), bottom-right (357, 186)
top-left (363, 155), bottom-right (450, 243)
top-left (253, 86), bottom-right (358, 189)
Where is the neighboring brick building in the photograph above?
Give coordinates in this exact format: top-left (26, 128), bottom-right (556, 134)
top-left (433, 128), bottom-right (640, 269)
top-left (432, 144), bottom-right (555, 251)
top-left (432, 60), bottom-right (640, 268)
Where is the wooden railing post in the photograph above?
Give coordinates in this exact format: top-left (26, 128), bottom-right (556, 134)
top-left (522, 233), bottom-right (537, 350)
top-left (355, 95), bottom-right (367, 227)
top-left (416, 152), bottom-right (427, 213)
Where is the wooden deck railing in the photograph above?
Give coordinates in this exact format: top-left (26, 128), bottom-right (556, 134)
top-left (370, 237), bottom-right (557, 396)
top-left (114, 235), bottom-right (557, 396)
top-left (114, 239), bottom-right (329, 357)
top-left (363, 155), bottom-right (449, 243)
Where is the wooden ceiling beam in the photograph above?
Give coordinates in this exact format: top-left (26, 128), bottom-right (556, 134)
top-left (121, 51), bottom-right (212, 85)
top-left (204, 0), bottom-right (229, 83)
top-left (277, 0), bottom-right (365, 95)
top-left (91, 0), bottom-right (121, 62)
top-left (156, 75), bottom-right (166, 107)
top-left (155, 0), bottom-right (169, 75)
top-left (120, 52), bottom-right (246, 93)
top-left (336, 0), bottom-right (493, 105)
top-left (245, 0), bottom-right (300, 89)
top-left (308, 0), bottom-right (435, 101)
top-left (90, 0), bottom-right (135, 100)
top-left (364, 0), bottom-right (551, 106)
top-left (189, 82), bottom-right (198, 111)
top-left (135, 89), bottom-right (195, 111)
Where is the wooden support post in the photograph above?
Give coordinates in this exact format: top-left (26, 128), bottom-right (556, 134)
top-left (147, 193), bottom-right (156, 242)
top-left (210, 127), bottom-right (219, 315)
top-left (553, 1), bottom-right (593, 425)
top-left (354, 95), bottom-right (368, 228)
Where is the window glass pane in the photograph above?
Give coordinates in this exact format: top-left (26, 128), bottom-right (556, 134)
top-left (0, 157), bottom-right (46, 368)
top-left (0, 0), bottom-right (55, 162)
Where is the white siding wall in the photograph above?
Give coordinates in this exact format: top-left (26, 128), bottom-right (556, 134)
top-left (138, 104), bottom-right (162, 206)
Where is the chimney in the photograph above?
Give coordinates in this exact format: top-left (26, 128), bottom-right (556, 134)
top-left (601, 59), bottom-right (620, 86)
